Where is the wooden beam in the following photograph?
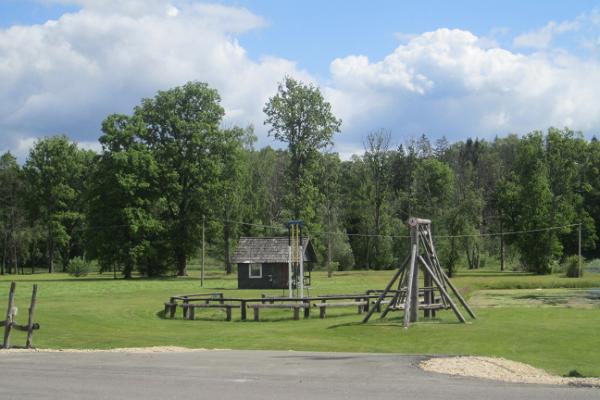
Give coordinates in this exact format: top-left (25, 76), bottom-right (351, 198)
top-left (26, 284), bottom-right (38, 348)
top-left (362, 254), bottom-right (409, 323)
top-left (418, 256), bottom-right (465, 323)
top-left (403, 243), bottom-right (418, 328)
top-left (3, 282), bottom-right (16, 349)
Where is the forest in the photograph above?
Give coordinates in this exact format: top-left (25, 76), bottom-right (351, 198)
top-left (0, 78), bottom-right (598, 278)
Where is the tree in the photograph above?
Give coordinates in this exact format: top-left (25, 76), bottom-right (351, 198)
top-left (86, 114), bottom-right (167, 278)
top-left (0, 153), bottom-right (27, 274)
top-left (263, 77), bottom-right (341, 222)
top-left (497, 132), bottom-right (556, 274)
top-left (24, 136), bottom-right (90, 273)
top-left (121, 81), bottom-right (227, 276)
top-left (363, 130), bottom-right (394, 269)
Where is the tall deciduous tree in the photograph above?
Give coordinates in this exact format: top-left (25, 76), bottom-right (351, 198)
top-left (263, 77), bottom-right (341, 222)
top-left (87, 114), bottom-right (167, 278)
top-left (24, 136), bottom-right (90, 273)
top-left (127, 81), bottom-right (227, 276)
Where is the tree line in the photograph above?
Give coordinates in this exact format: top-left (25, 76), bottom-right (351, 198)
top-left (1, 78), bottom-right (598, 277)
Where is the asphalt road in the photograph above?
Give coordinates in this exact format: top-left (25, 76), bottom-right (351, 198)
top-left (0, 350), bottom-right (596, 400)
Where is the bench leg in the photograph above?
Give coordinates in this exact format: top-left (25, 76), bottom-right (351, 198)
top-left (226, 307), bottom-right (232, 321)
top-left (189, 307), bottom-right (195, 320)
top-left (303, 301), bottom-right (310, 319)
top-left (293, 307), bottom-right (299, 320)
top-left (241, 301), bottom-right (247, 321)
top-left (320, 307), bottom-right (326, 319)
top-left (169, 304), bottom-right (177, 319)
top-left (253, 307), bottom-right (259, 322)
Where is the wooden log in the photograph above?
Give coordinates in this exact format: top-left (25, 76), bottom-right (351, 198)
top-left (440, 272), bottom-right (477, 319)
top-left (362, 253), bottom-right (409, 323)
top-left (408, 217), bottom-right (431, 226)
top-left (182, 299), bottom-right (189, 320)
top-left (418, 256), bottom-right (466, 323)
top-left (249, 303), bottom-right (309, 309)
top-left (26, 284), bottom-right (38, 348)
top-left (314, 301), bottom-right (368, 308)
top-left (403, 244), bottom-right (418, 328)
top-left (302, 299), bottom-right (310, 319)
top-left (241, 300), bottom-right (247, 321)
top-left (3, 282), bottom-right (16, 349)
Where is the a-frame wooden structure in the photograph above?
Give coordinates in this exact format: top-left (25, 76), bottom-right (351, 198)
top-left (363, 217), bottom-right (476, 328)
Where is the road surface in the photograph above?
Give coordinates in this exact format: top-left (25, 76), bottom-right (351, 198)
top-left (0, 350), bottom-right (595, 399)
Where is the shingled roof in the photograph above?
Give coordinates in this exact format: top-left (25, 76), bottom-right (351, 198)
top-left (232, 237), bottom-right (317, 264)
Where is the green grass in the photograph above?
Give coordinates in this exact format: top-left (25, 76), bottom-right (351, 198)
top-left (1, 269), bottom-right (600, 377)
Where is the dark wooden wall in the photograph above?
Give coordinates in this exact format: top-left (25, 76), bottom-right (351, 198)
top-left (237, 263), bottom-right (289, 289)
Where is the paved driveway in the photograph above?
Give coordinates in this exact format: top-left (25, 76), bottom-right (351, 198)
top-left (0, 350), bottom-right (595, 399)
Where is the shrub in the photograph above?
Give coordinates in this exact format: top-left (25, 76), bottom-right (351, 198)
top-left (563, 255), bottom-right (583, 278)
top-left (67, 257), bottom-right (90, 277)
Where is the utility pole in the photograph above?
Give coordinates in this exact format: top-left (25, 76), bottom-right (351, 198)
top-left (201, 215), bottom-right (205, 287)
top-left (578, 223), bottom-right (582, 275)
top-left (500, 219), bottom-right (505, 272)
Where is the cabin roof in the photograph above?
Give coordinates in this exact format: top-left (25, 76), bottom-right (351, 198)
top-left (231, 236), bottom-right (317, 264)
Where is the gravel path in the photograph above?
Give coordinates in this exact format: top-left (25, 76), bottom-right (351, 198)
top-left (421, 356), bottom-right (600, 387)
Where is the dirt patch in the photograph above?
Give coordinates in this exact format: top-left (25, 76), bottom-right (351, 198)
top-left (470, 288), bottom-right (600, 309)
top-left (0, 346), bottom-right (230, 353)
top-left (421, 356), bottom-right (600, 387)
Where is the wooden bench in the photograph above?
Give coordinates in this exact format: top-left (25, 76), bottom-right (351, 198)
top-left (182, 303), bottom-right (238, 321)
top-left (248, 303), bottom-right (310, 321)
top-left (313, 300), bottom-right (368, 318)
top-left (164, 301), bottom-right (178, 319)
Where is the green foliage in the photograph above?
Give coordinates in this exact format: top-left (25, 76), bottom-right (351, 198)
top-left (264, 77), bottom-right (341, 222)
top-left (23, 136), bottom-right (92, 273)
top-left (563, 255), bottom-right (583, 278)
top-left (67, 256), bottom-right (90, 277)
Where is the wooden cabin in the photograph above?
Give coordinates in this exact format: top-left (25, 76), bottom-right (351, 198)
top-left (232, 237), bottom-right (317, 289)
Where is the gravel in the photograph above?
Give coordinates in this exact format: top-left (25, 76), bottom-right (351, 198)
top-left (421, 356), bottom-right (600, 387)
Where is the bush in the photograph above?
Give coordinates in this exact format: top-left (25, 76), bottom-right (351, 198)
top-left (67, 257), bottom-right (90, 277)
top-left (563, 255), bottom-right (583, 278)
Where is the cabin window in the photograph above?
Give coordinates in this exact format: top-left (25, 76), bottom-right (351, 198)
top-left (249, 263), bottom-right (262, 279)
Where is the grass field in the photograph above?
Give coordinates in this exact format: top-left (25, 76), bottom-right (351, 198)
top-left (1, 269), bottom-right (599, 377)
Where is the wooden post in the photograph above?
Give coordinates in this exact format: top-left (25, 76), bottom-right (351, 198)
top-left (241, 300), bottom-right (247, 321)
top-left (225, 306), bottom-right (232, 321)
top-left (293, 306), bottom-right (300, 320)
top-left (418, 256), bottom-right (466, 323)
top-left (409, 226), bottom-right (419, 324)
top-left (182, 298), bottom-right (189, 320)
top-left (403, 243), bottom-right (418, 328)
top-left (201, 216), bottom-right (205, 287)
top-left (253, 306), bottom-right (259, 322)
top-left (3, 282), bottom-right (16, 349)
top-left (25, 284), bottom-right (38, 348)
top-left (424, 272), bottom-right (432, 318)
top-left (303, 299), bottom-right (310, 318)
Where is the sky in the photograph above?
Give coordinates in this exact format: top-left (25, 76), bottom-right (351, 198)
top-left (2, 0), bottom-right (600, 159)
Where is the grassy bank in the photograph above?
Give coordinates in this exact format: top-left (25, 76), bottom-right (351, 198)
top-left (1, 269), bottom-right (599, 377)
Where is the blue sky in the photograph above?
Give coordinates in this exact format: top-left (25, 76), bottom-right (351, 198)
top-left (2, 0), bottom-right (600, 158)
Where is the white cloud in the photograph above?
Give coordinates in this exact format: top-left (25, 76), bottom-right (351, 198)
top-left (327, 28), bottom-right (600, 144)
top-left (513, 20), bottom-right (580, 49)
top-left (0, 0), bottom-right (308, 155)
top-left (4, 3), bottom-right (600, 161)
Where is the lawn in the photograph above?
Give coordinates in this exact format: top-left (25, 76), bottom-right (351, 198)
top-left (1, 269), bottom-right (599, 377)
